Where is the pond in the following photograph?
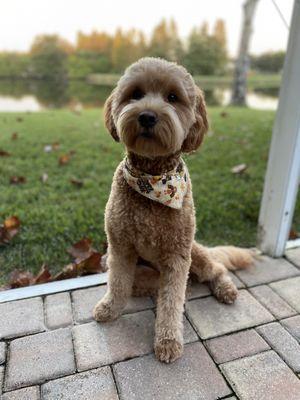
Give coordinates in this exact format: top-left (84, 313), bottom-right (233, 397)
top-left (0, 79), bottom-right (279, 112)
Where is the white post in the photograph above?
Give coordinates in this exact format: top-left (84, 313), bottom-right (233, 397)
top-left (258, 0), bottom-right (300, 257)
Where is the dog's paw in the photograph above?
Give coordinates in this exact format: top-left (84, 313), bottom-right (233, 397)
top-left (93, 301), bottom-right (119, 322)
top-left (154, 339), bottom-right (183, 363)
top-left (213, 282), bottom-right (238, 304)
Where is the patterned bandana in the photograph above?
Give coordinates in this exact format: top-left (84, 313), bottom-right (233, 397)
top-left (123, 158), bottom-right (188, 209)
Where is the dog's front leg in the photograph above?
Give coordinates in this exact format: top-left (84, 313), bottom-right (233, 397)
top-left (154, 254), bottom-right (190, 363)
top-left (93, 245), bottom-right (137, 322)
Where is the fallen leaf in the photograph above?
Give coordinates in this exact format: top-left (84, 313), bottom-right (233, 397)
top-left (11, 132), bottom-right (18, 140)
top-left (67, 238), bottom-right (93, 262)
top-left (59, 154), bottom-right (71, 166)
top-left (10, 176), bottom-right (26, 184)
top-left (70, 178), bottom-right (84, 187)
top-left (0, 216), bottom-right (21, 245)
top-left (220, 111), bottom-right (228, 118)
top-left (34, 264), bottom-right (52, 284)
top-left (41, 173), bottom-right (48, 183)
top-left (9, 269), bottom-right (34, 288)
top-left (52, 142), bottom-right (60, 150)
top-left (289, 229), bottom-right (299, 240)
top-left (231, 163), bottom-right (248, 174)
top-left (0, 149), bottom-right (11, 157)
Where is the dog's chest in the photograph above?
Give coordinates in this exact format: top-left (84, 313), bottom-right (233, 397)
top-left (105, 166), bottom-right (195, 260)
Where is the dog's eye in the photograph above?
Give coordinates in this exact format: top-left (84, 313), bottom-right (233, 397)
top-left (167, 93), bottom-right (178, 103)
top-left (131, 89), bottom-right (144, 100)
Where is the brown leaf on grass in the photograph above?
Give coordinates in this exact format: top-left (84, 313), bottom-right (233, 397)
top-left (9, 269), bottom-right (34, 288)
top-left (289, 229), bottom-right (299, 240)
top-left (70, 178), bottom-right (84, 187)
top-left (11, 132), bottom-right (18, 140)
top-left (41, 173), bottom-right (48, 183)
top-left (0, 216), bottom-right (21, 245)
top-left (0, 149), bottom-right (11, 157)
top-left (231, 163), bottom-right (248, 175)
top-left (53, 253), bottom-right (103, 281)
top-left (67, 238), bottom-right (93, 262)
top-left (34, 264), bottom-right (52, 284)
top-left (220, 111), bottom-right (228, 118)
top-left (10, 176), bottom-right (26, 184)
top-left (52, 142), bottom-right (60, 150)
top-left (59, 154), bottom-right (71, 166)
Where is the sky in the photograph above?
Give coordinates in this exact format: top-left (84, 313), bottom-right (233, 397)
top-left (0, 0), bottom-right (293, 56)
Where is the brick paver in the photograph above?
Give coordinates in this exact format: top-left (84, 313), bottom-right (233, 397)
top-left (281, 315), bottom-right (300, 342)
top-left (256, 322), bottom-right (300, 372)
top-left (73, 310), bottom-right (155, 371)
top-left (186, 290), bottom-right (274, 339)
top-left (42, 367), bottom-right (118, 400)
top-left (221, 350), bottom-right (300, 400)
top-left (235, 256), bottom-right (300, 286)
top-left (5, 328), bottom-right (75, 390)
top-left (2, 386), bottom-right (40, 400)
top-left (45, 292), bottom-right (73, 329)
top-left (0, 298), bottom-right (44, 339)
top-left (1, 254), bottom-right (300, 399)
top-left (0, 342), bottom-right (6, 364)
top-left (205, 329), bottom-right (270, 364)
top-left (72, 285), bottom-right (154, 323)
top-left (249, 285), bottom-right (297, 319)
top-left (114, 341), bottom-right (232, 400)
top-left (270, 276), bottom-right (300, 313)
top-left (285, 248), bottom-right (300, 268)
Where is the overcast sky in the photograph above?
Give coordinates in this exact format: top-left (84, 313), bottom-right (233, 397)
top-left (0, 0), bottom-right (293, 55)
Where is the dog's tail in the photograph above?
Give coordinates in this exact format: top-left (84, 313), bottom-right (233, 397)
top-left (205, 245), bottom-right (256, 270)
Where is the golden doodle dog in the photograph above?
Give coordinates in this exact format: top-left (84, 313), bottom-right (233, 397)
top-left (93, 57), bottom-right (253, 363)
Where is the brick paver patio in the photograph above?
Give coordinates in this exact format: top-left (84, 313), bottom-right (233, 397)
top-left (1, 250), bottom-right (300, 399)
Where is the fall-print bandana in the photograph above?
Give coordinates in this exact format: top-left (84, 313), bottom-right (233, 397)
top-left (123, 158), bottom-right (188, 209)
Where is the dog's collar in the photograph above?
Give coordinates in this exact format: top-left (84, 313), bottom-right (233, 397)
top-left (123, 157), bottom-right (188, 209)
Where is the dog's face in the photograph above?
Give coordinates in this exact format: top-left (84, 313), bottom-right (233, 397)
top-left (104, 57), bottom-right (208, 157)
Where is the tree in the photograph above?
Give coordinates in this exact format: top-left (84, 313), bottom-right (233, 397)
top-left (231, 0), bottom-right (260, 105)
top-left (184, 26), bottom-right (227, 75)
top-left (148, 19), bottom-right (183, 62)
top-left (251, 51), bottom-right (285, 73)
top-left (30, 35), bottom-right (71, 79)
top-left (213, 19), bottom-right (227, 51)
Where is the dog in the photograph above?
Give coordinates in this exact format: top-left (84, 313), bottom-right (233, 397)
top-left (93, 57), bottom-right (253, 363)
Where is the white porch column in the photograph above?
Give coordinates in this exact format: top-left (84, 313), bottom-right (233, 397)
top-left (258, 0), bottom-right (300, 256)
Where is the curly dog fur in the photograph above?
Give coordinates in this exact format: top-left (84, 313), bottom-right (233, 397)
top-left (93, 57), bottom-right (253, 363)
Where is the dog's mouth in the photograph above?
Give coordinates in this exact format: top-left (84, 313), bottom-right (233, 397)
top-left (139, 130), bottom-right (154, 139)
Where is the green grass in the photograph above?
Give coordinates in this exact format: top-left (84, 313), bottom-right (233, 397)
top-left (0, 108), bottom-right (299, 285)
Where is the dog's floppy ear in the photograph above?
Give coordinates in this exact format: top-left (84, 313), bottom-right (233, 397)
top-left (104, 89), bottom-right (119, 142)
top-left (182, 87), bottom-right (208, 153)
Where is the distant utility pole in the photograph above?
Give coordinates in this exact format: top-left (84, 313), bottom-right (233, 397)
top-left (231, 0), bottom-right (260, 106)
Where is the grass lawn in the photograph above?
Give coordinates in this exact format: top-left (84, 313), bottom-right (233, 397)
top-left (0, 107), bottom-right (299, 285)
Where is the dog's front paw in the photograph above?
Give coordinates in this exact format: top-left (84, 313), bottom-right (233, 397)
top-left (93, 300), bottom-right (120, 322)
top-left (213, 281), bottom-right (238, 304)
top-left (154, 339), bottom-right (183, 363)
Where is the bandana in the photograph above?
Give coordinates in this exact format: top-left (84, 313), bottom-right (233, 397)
top-left (123, 158), bottom-right (188, 209)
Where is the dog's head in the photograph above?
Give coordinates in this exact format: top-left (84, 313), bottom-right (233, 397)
top-left (104, 57), bottom-right (208, 157)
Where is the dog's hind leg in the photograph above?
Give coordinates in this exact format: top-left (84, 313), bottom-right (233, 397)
top-left (93, 245), bottom-right (137, 322)
top-left (154, 254), bottom-right (190, 363)
top-left (190, 241), bottom-right (238, 304)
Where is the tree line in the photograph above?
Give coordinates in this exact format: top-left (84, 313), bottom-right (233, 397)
top-left (0, 18), bottom-right (284, 80)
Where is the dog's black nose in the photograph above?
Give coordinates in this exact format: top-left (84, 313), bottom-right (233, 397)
top-left (138, 111), bottom-right (157, 128)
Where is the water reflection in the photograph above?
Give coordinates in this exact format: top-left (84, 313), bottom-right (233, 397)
top-left (0, 79), bottom-right (279, 112)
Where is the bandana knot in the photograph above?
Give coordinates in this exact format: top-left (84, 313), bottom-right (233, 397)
top-left (123, 158), bottom-right (188, 209)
